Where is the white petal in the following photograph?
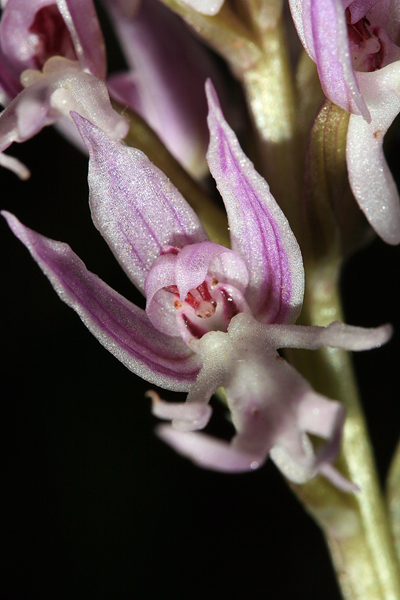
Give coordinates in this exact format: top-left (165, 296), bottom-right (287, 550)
top-left (156, 426), bottom-right (265, 472)
top-left (347, 63), bottom-right (400, 244)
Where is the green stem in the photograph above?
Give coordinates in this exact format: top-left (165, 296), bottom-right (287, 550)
top-left (287, 262), bottom-right (400, 600)
top-left (387, 438), bottom-right (400, 563)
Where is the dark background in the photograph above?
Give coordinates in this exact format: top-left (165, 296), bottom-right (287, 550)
top-left (2, 57), bottom-right (400, 600)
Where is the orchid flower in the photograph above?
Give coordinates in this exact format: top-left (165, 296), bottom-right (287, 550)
top-left (0, 0), bottom-right (128, 179)
top-left (103, 0), bottom-right (219, 178)
top-left (2, 81), bottom-right (391, 490)
top-left (289, 0), bottom-right (400, 245)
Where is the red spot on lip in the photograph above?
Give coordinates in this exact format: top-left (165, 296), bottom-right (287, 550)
top-left (220, 288), bottom-right (240, 321)
top-left (182, 314), bottom-right (206, 340)
top-left (160, 245), bottom-right (182, 255)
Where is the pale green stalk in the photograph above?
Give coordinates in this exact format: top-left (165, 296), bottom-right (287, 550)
top-left (387, 439), bottom-right (400, 563)
top-left (287, 263), bottom-right (400, 600)
top-left (240, 19), bottom-right (302, 239)
top-left (160, 0), bottom-right (302, 237)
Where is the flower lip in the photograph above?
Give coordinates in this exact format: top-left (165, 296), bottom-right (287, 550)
top-left (144, 241), bottom-right (251, 342)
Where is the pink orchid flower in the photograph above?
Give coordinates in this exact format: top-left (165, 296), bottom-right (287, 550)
top-left (3, 82), bottom-right (391, 490)
top-left (0, 0), bottom-right (128, 178)
top-left (289, 0), bottom-right (400, 244)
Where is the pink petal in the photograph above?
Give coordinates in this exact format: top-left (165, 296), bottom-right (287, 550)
top-left (206, 80), bottom-right (304, 325)
top-left (73, 114), bottom-right (208, 293)
top-left (3, 211), bottom-right (201, 391)
top-left (346, 0), bottom-right (379, 24)
top-left (104, 0), bottom-right (216, 178)
top-left (145, 253), bottom-right (180, 336)
top-left (58, 0), bottom-right (106, 79)
top-left (175, 241), bottom-right (248, 301)
top-left (289, 0), bottom-right (370, 119)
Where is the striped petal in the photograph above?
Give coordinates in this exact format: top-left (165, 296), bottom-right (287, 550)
top-left (72, 114), bottom-right (208, 294)
top-left (288, 0), bottom-right (369, 119)
top-left (2, 211), bottom-right (201, 391)
top-left (205, 80), bottom-right (304, 325)
top-left (104, 0), bottom-right (215, 178)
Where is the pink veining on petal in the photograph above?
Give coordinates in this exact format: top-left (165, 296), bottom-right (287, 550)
top-left (103, 0), bottom-right (219, 178)
top-left (205, 80), bottom-right (304, 325)
top-left (72, 114), bottom-right (208, 293)
top-left (2, 211), bottom-right (201, 390)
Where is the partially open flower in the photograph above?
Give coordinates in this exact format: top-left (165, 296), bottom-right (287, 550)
top-left (289, 0), bottom-right (400, 244)
top-left (0, 0), bottom-right (128, 178)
